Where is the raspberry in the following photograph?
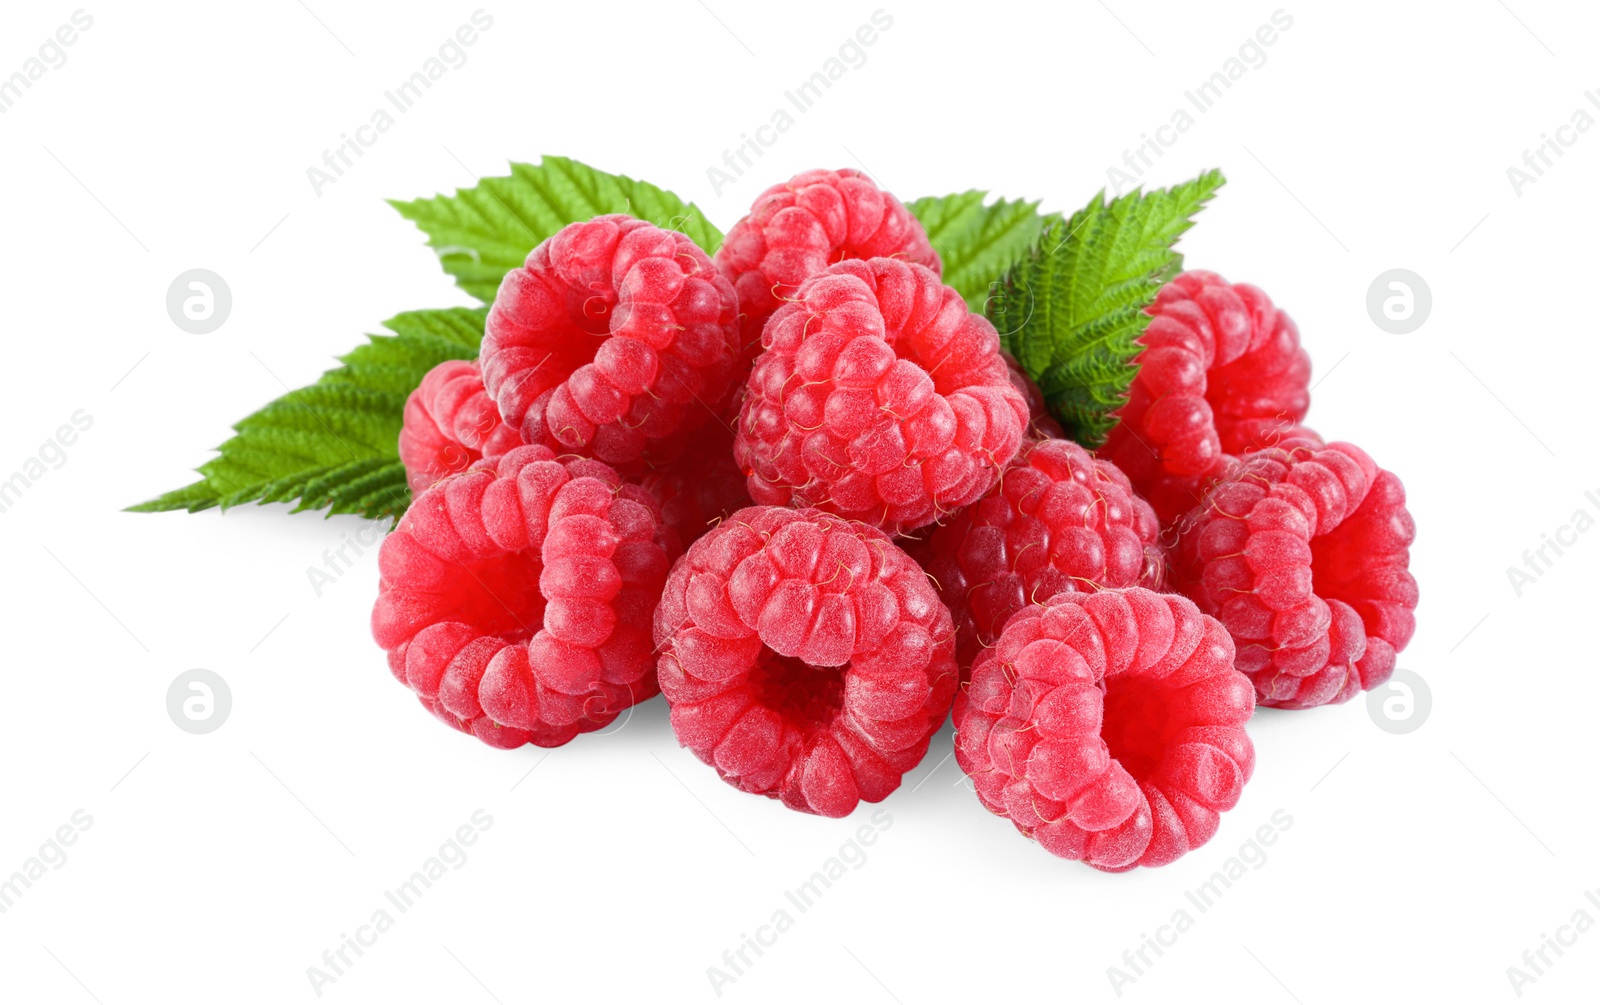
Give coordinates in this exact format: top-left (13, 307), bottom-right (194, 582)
top-left (734, 258), bottom-right (1029, 535)
top-left (715, 169), bottom-right (941, 357)
top-left (911, 438), bottom-right (1166, 672)
top-left (631, 418), bottom-right (752, 549)
top-left (1001, 350), bottom-right (1065, 440)
top-left (653, 505), bottom-right (957, 817)
top-left (371, 444), bottom-right (676, 747)
top-left (1102, 271), bottom-right (1312, 524)
top-left (398, 359), bottom-right (523, 492)
top-left (1172, 440), bottom-right (1418, 709)
top-left (480, 214), bottom-right (741, 468)
top-left (953, 588), bottom-right (1256, 871)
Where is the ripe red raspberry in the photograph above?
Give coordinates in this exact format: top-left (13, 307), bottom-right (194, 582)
top-left (398, 359), bottom-right (523, 492)
top-left (715, 169), bottom-right (941, 357)
top-left (1001, 350), bottom-right (1065, 440)
top-left (630, 418), bottom-right (752, 549)
top-left (954, 588), bottom-right (1256, 871)
top-left (734, 258), bottom-right (1029, 535)
top-left (1172, 440), bottom-right (1417, 709)
top-left (1102, 271), bottom-right (1312, 524)
top-left (653, 505), bottom-right (957, 817)
top-left (371, 445), bottom-right (676, 748)
top-left (480, 214), bottom-right (741, 468)
top-left (911, 438), bottom-right (1165, 672)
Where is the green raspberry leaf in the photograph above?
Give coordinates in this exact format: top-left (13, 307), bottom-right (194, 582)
top-left (390, 155), bottom-right (724, 304)
top-left (907, 191), bottom-right (1046, 313)
top-left (128, 307), bottom-right (487, 522)
top-left (988, 169), bottom-right (1225, 446)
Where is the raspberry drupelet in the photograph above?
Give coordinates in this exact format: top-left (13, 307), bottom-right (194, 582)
top-left (653, 506), bottom-right (957, 817)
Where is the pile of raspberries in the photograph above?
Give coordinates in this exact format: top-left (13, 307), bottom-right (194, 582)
top-left (374, 168), bottom-right (1417, 871)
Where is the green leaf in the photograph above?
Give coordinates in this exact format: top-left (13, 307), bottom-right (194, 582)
top-left (390, 155), bottom-right (724, 303)
top-left (129, 307), bottom-right (487, 521)
top-left (908, 191), bottom-right (1047, 312)
top-left (988, 170), bottom-right (1225, 446)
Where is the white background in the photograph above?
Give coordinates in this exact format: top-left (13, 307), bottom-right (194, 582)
top-left (1, 1), bottom-right (1596, 1002)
